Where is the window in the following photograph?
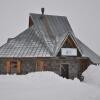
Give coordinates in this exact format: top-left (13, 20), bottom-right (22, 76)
top-left (5, 59), bottom-right (21, 74)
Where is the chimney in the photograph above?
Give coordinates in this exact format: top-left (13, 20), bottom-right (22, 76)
top-left (41, 8), bottom-right (45, 19)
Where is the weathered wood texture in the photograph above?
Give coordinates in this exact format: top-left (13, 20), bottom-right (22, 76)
top-left (79, 59), bottom-right (91, 73)
top-left (57, 36), bottom-right (81, 57)
top-left (29, 16), bottom-right (33, 27)
top-left (0, 57), bottom-right (90, 79)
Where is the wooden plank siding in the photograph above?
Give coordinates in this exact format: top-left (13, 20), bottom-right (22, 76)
top-left (0, 57), bottom-right (91, 80)
top-left (5, 59), bottom-right (21, 74)
top-left (66, 36), bottom-right (81, 56)
top-left (5, 60), bottom-right (11, 74)
top-left (79, 59), bottom-right (91, 73)
top-left (17, 60), bottom-right (21, 74)
top-left (36, 59), bottom-right (44, 71)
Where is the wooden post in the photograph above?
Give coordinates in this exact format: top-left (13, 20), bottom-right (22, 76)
top-left (36, 59), bottom-right (44, 71)
top-left (40, 61), bottom-right (44, 71)
top-left (17, 60), bottom-right (21, 74)
top-left (6, 60), bottom-right (11, 74)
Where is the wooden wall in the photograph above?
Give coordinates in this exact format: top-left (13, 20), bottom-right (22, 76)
top-left (4, 59), bottom-right (21, 74)
top-left (79, 58), bottom-right (91, 73)
top-left (0, 57), bottom-right (91, 79)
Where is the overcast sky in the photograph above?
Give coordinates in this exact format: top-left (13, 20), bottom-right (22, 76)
top-left (0, 0), bottom-right (100, 55)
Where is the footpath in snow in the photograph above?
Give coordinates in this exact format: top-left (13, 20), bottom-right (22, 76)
top-left (0, 65), bottom-right (100, 100)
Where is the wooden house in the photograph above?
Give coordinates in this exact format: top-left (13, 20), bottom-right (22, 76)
top-left (0, 8), bottom-right (100, 80)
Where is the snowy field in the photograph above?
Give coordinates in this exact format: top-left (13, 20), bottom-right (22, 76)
top-left (0, 65), bottom-right (100, 100)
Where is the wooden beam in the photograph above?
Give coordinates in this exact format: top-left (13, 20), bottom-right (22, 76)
top-left (6, 60), bottom-right (11, 74)
top-left (17, 60), bottom-right (21, 74)
top-left (36, 59), bottom-right (44, 71)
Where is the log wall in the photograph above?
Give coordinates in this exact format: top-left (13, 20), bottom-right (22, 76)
top-left (0, 57), bottom-right (90, 79)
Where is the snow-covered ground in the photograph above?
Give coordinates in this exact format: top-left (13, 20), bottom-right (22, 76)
top-left (0, 65), bottom-right (100, 100)
top-left (83, 65), bottom-right (100, 87)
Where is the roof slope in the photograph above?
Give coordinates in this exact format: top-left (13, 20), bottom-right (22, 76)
top-left (0, 13), bottom-right (100, 64)
top-left (76, 38), bottom-right (100, 64)
top-left (0, 26), bottom-right (51, 57)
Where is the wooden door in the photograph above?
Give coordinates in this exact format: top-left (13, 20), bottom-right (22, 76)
top-left (60, 64), bottom-right (69, 78)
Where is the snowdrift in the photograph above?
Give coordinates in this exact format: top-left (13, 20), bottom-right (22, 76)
top-left (0, 65), bottom-right (100, 100)
top-left (83, 65), bottom-right (100, 86)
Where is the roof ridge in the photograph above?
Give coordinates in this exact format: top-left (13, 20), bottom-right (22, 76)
top-left (30, 13), bottom-right (67, 18)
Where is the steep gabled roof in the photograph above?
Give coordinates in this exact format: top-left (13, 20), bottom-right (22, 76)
top-left (30, 13), bottom-right (74, 54)
top-left (0, 13), bottom-right (100, 64)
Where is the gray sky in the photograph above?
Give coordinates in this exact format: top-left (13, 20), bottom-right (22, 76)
top-left (0, 0), bottom-right (100, 55)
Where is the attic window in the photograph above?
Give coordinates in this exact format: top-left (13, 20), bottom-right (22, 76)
top-left (61, 48), bottom-right (77, 56)
top-left (57, 35), bottom-right (82, 57)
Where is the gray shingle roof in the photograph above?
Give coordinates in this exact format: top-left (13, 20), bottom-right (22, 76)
top-left (0, 13), bottom-right (100, 64)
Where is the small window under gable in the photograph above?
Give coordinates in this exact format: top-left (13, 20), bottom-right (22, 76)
top-left (61, 48), bottom-right (77, 56)
top-left (57, 35), bottom-right (81, 57)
